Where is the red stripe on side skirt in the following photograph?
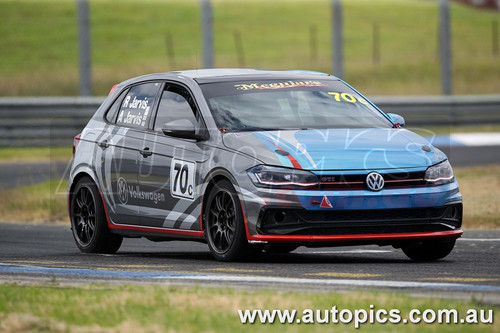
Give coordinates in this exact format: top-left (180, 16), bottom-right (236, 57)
top-left (98, 189), bottom-right (204, 237)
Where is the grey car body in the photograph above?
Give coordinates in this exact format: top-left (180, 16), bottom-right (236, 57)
top-left (68, 69), bottom-right (462, 261)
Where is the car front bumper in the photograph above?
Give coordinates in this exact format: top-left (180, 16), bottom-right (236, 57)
top-left (240, 179), bottom-right (463, 244)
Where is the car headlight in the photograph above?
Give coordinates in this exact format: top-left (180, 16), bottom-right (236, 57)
top-left (425, 160), bottom-right (454, 185)
top-left (247, 165), bottom-right (318, 189)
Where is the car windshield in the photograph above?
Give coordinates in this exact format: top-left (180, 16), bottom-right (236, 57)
top-left (199, 79), bottom-right (392, 131)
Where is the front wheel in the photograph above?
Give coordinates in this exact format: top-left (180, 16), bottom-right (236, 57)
top-left (70, 176), bottom-right (123, 254)
top-left (402, 237), bottom-right (456, 262)
top-left (205, 179), bottom-right (260, 261)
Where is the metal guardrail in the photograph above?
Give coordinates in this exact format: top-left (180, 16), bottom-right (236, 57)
top-left (371, 95), bottom-right (500, 126)
top-left (0, 97), bottom-right (103, 147)
top-left (0, 95), bottom-right (500, 147)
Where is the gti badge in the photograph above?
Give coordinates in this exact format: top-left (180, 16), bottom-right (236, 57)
top-left (117, 177), bottom-right (129, 204)
top-left (366, 172), bottom-right (384, 191)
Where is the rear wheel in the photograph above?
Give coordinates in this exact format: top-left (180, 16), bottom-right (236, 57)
top-left (70, 177), bottom-right (122, 253)
top-left (205, 179), bottom-right (261, 261)
top-left (402, 237), bottom-right (456, 261)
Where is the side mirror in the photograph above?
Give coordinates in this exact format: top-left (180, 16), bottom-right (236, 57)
top-left (162, 119), bottom-right (206, 141)
top-left (387, 113), bottom-right (405, 128)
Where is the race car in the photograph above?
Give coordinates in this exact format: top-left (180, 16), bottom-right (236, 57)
top-left (68, 69), bottom-right (463, 261)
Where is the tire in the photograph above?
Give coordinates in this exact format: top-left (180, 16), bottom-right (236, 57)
top-left (70, 176), bottom-right (123, 254)
top-left (204, 179), bottom-right (260, 261)
top-left (402, 237), bottom-right (456, 262)
top-left (263, 244), bottom-right (298, 254)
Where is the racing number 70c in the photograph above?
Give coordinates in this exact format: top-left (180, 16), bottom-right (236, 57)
top-left (170, 159), bottom-right (195, 200)
top-left (173, 163), bottom-right (189, 194)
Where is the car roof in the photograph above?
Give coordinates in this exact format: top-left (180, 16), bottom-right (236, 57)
top-left (119, 68), bottom-right (338, 85)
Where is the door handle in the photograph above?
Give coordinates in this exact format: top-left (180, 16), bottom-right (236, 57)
top-left (97, 140), bottom-right (109, 149)
top-left (140, 147), bottom-right (152, 157)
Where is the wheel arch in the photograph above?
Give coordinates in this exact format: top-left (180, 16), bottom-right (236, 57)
top-left (200, 168), bottom-right (243, 233)
top-left (68, 169), bottom-right (100, 222)
top-left (69, 171), bottom-right (98, 200)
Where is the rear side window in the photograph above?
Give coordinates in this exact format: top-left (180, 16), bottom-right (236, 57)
top-left (116, 82), bottom-right (161, 129)
top-left (105, 89), bottom-right (128, 123)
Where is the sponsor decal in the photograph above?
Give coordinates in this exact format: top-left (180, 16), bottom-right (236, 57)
top-left (128, 185), bottom-right (165, 204)
top-left (234, 81), bottom-right (327, 91)
top-left (320, 195), bottom-right (333, 208)
top-left (117, 177), bottom-right (128, 204)
top-left (170, 158), bottom-right (196, 200)
top-left (327, 92), bottom-right (368, 105)
top-left (116, 177), bottom-right (165, 205)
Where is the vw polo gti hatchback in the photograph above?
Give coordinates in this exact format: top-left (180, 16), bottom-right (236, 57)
top-left (68, 69), bottom-right (462, 261)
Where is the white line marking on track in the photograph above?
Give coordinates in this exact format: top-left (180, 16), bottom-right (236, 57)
top-left (2, 263), bottom-right (499, 292)
top-left (155, 274), bottom-right (500, 292)
top-left (450, 133), bottom-right (500, 146)
top-left (458, 238), bottom-right (500, 242)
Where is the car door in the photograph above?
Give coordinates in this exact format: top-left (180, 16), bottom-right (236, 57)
top-left (137, 83), bottom-right (208, 230)
top-left (98, 82), bottom-right (161, 226)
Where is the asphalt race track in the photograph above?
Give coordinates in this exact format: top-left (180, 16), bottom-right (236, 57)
top-left (1, 223), bottom-right (499, 304)
top-left (0, 161), bottom-right (69, 189)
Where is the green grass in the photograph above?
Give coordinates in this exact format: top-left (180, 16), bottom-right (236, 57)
top-left (0, 0), bottom-right (499, 96)
top-left (0, 180), bottom-right (68, 223)
top-left (409, 125), bottom-right (500, 136)
top-left (0, 147), bottom-right (72, 163)
top-left (0, 164), bottom-right (498, 229)
top-left (0, 283), bottom-right (498, 332)
top-left (455, 164), bottom-right (500, 229)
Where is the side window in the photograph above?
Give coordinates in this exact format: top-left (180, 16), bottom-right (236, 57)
top-left (154, 86), bottom-right (198, 131)
top-left (105, 89), bottom-right (128, 123)
top-left (116, 82), bottom-right (160, 129)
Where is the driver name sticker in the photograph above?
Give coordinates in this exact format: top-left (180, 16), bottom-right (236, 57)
top-left (170, 159), bottom-right (196, 200)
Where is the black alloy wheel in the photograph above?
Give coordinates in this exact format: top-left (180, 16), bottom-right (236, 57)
top-left (205, 179), bottom-right (261, 261)
top-left (73, 185), bottom-right (97, 247)
top-left (208, 189), bottom-right (237, 253)
top-left (70, 177), bottom-right (122, 253)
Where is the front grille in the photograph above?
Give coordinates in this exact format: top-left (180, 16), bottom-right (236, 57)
top-left (319, 171), bottom-right (427, 190)
top-left (258, 203), bottom-right (462, 236)
top-left (298, 207), bottom-right (442, 222)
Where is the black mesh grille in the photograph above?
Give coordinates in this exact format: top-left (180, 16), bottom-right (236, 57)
top-left (298, 207), bottom-right (444, 222)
